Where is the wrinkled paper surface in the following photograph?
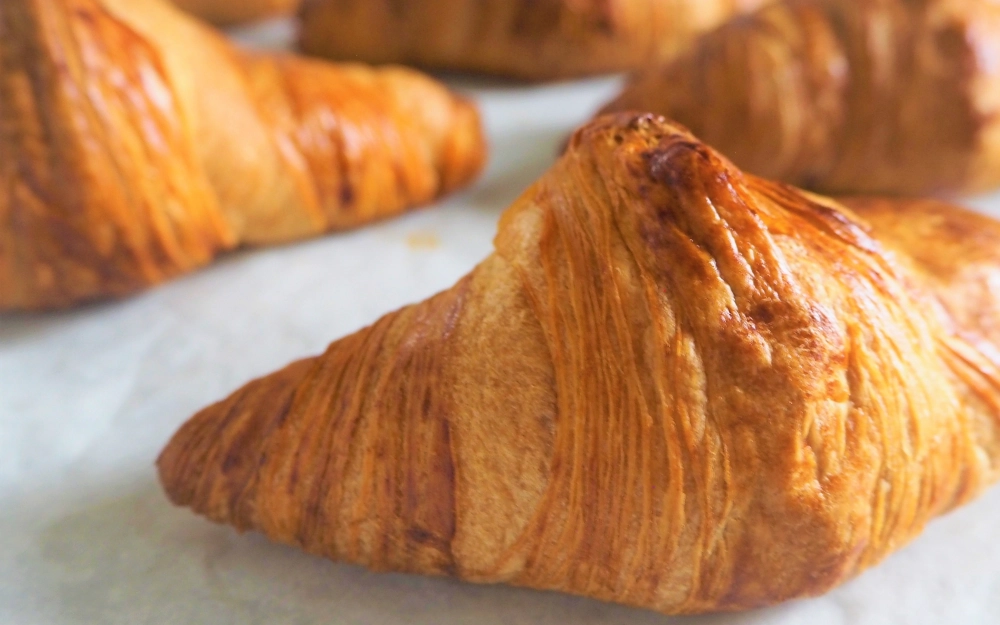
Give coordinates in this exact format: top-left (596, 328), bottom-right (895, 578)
top-left (3, 19), bottom-right (1000, 625)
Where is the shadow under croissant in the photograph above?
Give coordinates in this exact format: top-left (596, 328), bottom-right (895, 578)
top-left (20, 476), bottom-right (1000, 623)
top-left (0, 305), bottom-right (127, 348)
top-left (29, 478), bottom-right (757, 624)
top-left (0, 186), bottom-right (497, 353)
top-left (0, 190), bottom-right (475, 317)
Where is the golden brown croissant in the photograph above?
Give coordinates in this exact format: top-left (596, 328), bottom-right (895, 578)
top-left (299, 0), bottom-right (769, 80)
top-left (157, 112), bottom-right (1000, 614)
top-left (170, 0), bottom-right (299, 25)
top-left (601, 0), bottom-right (1000, 196)
top-left (0, 0), bottom-right (486, 311)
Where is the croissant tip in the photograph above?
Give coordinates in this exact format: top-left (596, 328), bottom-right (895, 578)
top-left (155, 410), bottom-right (209, 511)
top-left (156, 358), bottom-right (317, 527)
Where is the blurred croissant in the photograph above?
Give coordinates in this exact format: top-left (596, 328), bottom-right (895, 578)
top-left (0, 0), bottom-right (486, 310)
top-left (170, 0), bottom-right (299, 24)
top-left (602, 0), bottom-right (1000, 196)
top-left (299, 0), bottom-right (768, 80)
top-left (159, 113), bottom-right (1000, 614)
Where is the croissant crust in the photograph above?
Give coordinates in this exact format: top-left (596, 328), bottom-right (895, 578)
top-left (159, 113), bottom-right (1000, 614)
top-left (601, 0), bottom-right (1000, 196)
top-left (0, 0), bottom-right (486, 310)
top-left (299, 0), bottom-right (768, 80)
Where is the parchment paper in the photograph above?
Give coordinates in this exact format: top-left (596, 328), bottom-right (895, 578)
top-left (3, 18), bottom-right (1000, 625)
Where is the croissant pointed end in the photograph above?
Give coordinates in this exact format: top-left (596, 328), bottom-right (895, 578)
top-left (157, 358), bottom-right (316, 529)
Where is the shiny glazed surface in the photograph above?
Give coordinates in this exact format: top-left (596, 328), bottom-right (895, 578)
top-left (0, 0), bottom-right (486, 309)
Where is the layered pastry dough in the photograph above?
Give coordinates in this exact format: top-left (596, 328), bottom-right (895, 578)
top-left (159, 113), bottom-right (1000, 614)
top-left (0, 0), bottom-right (486, 310)
top-left (602, 0), bottom-right (1000, 196)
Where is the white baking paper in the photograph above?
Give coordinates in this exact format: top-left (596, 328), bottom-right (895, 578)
top-left (3, 18), bottom-right (1000, 625)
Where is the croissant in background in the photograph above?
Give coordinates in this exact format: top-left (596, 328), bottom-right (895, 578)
top-left (0, 0), bottom-right (486, 310)
top-left (602, 0), bottom-right (1000, 196)
top-left (170, 0), bottom-right (298, 24)
top-left (299, 0), bottom-right (768, 80)
top-left (159, 113), bottom-right (1000, 615)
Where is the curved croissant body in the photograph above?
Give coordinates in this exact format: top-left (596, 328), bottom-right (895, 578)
top-left (170, 0), bottom-right (299, 24)
top-left (299, 0), bottom-right (768, 80)
top-left (0, 0), bottom-right (486, 310)
top-left (602, 0), bottom-right (1000, 196)
top-left (158, 114), bottom-right (1000, 614)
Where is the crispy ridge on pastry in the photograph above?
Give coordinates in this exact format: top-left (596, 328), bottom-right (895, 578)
top-left (601, 0), bottom-right (1000, 196)
top-left (298, 0), bottom-right (768, 80)
top-left (158, 113), bottom-right (1000, 614)
top-left (0, 0), bottom-right (486, 310)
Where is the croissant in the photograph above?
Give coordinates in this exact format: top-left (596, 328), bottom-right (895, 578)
top-left (298, 0), bottom-right (769, 80)
top-left (169, 0), bottom-right (299, 25)
top-left (158, 112), bottom-right (1000, 614)
top-left (601, 0), bottom-right (1000, 196)
top-left (0, 0), bottom-right (486, 311)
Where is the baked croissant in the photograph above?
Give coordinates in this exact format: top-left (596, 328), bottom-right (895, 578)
top-left (299, 0), bottom-right (768, 80)
top-left (601, 0), bottom-right (1000, 196)
top-left (170, 0), bottom-right (299, 25)
top-left (0, 0), bottom-right (486, 311)
top-left (158, 112), bottom-right (1000, 614)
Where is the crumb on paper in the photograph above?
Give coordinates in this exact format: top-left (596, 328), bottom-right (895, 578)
top-left (406, 232), bottom-right (441, 250)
